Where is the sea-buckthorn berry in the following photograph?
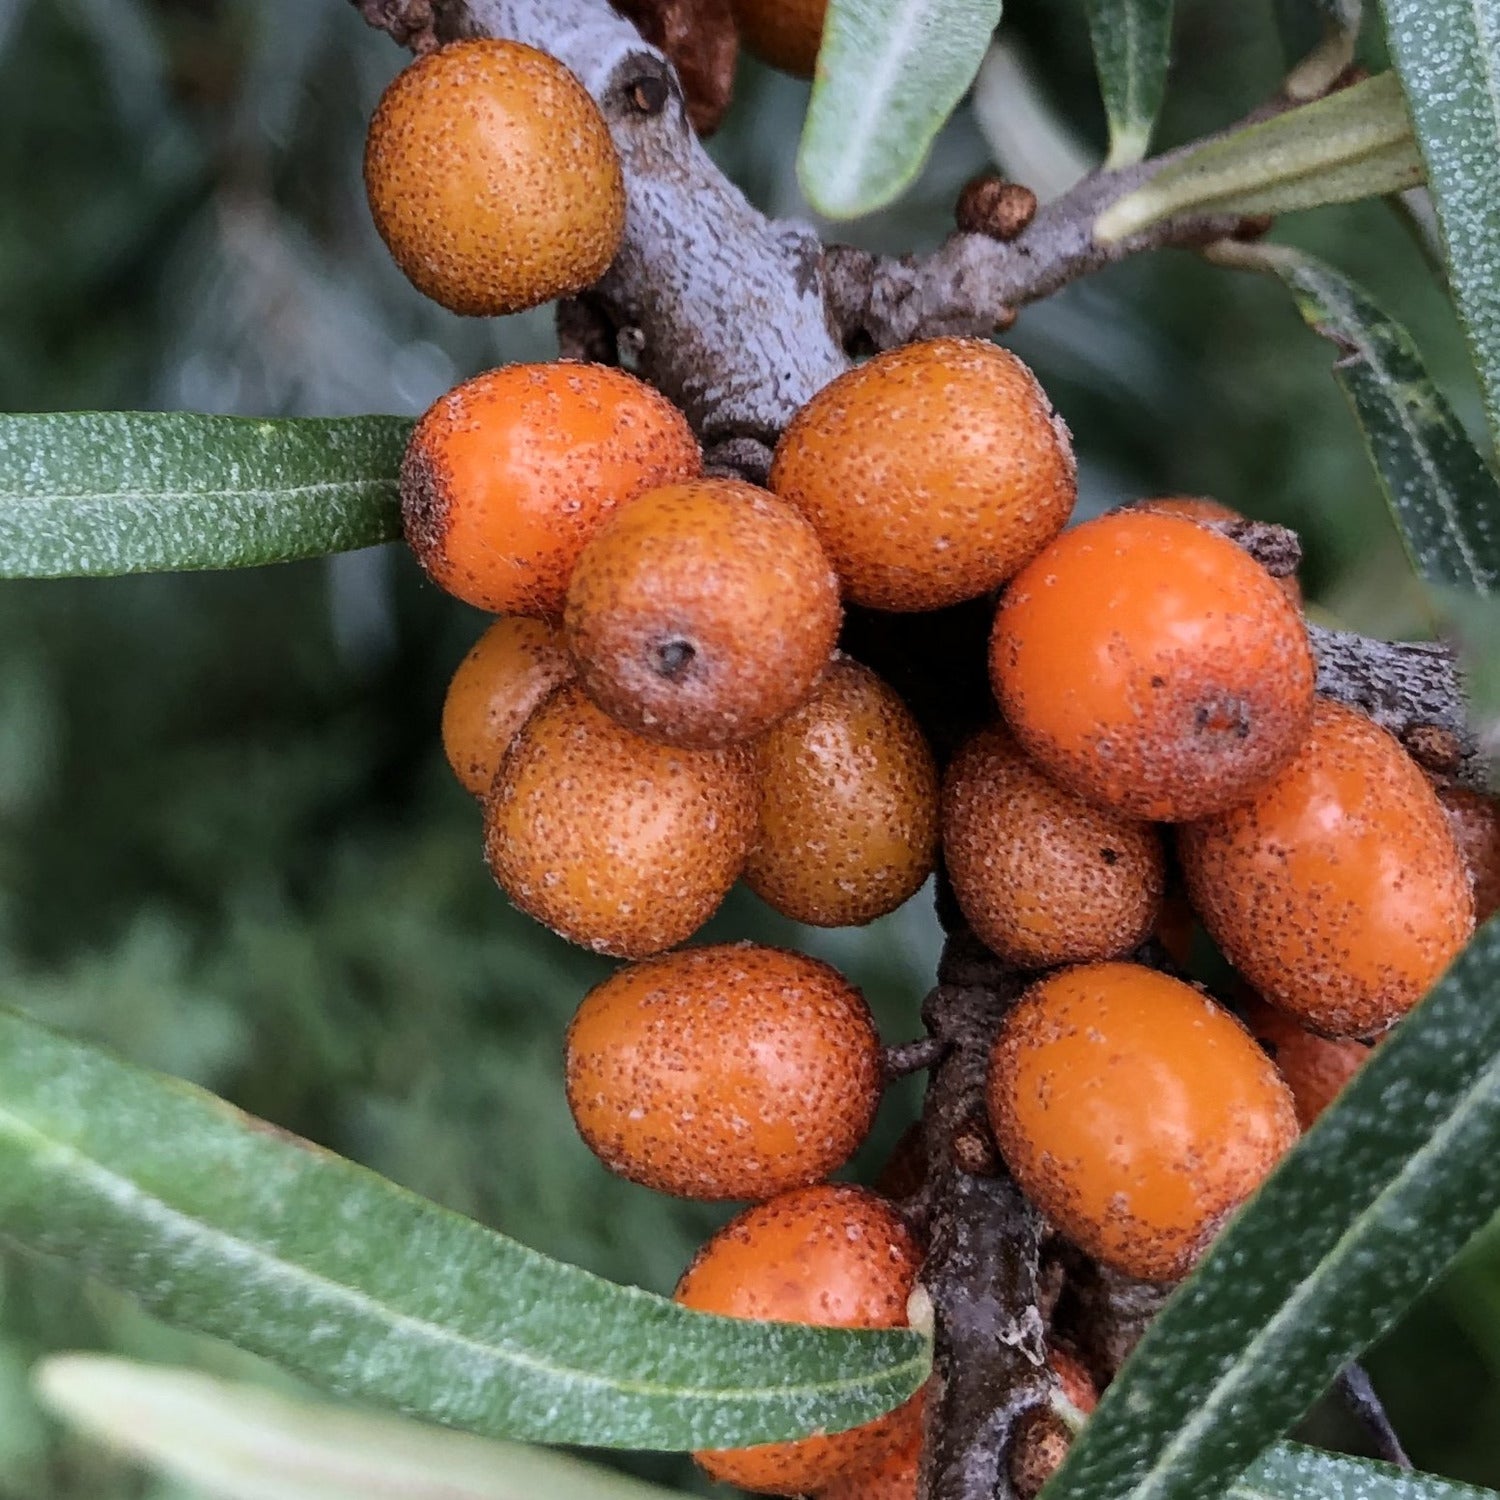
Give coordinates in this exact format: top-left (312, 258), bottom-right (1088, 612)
top-left (730, 0), bottom-right (826, 76)
top-left (564, 479), bottom-right (841, 747)
top-left (484, 683), bottom-right (757, 957)
top-left (941, 725), bottom-right (1165, 969)
top-left (1132, 495), bottom-right (1302, 607)
top-left (441, 618), bottom-right (575, 797)
top-left (770, 338), bottom-right (1076, 612)
top-left (675, 1184), bottom-right (923, 1495)
top-left (987, 962), bottom-right (1298, 1281)
top-left (401, 364), bottom-right (700, 618)
top-left (1439, 784), bottom-right (1500, 924)
top-left (1179, 699), bottom-right (1475, 1037)
top-left (1240, 995), bottom-right (1371, 1130)
top-left (991, 510), bottom-right (1315, 821)
top-left (747, 655), bottom-right (938, 926)
top-left (564, 944), bottom-right (881, 1200)
top-left (364, 39), bottom-right (625, 315)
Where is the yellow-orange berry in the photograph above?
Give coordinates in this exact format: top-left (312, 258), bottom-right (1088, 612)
top-left (401, 363), bottom-right (700, 617)
top-left (1179, 699), bottom-right (1475, 1037)
top-left (987, 962), bottom-right (1298, 1281)
top-left (364, 39), bottom-right (625, 316)
top-left (441, 618), bottom-right (575, 797)
top-left (484, 683), bottom-right (757, 957)
top-left (941, 725), bottom-right (1165, 969)
top-left (675, 1184), bottom-right (922, 1495)
top-left (564, 944), bottom-right (881, 1199)
top-left (1132, 496), bottom-right (1302, 607)
top-left (565, 479), bottom-right (841, 747)
top-left (770, 338), bottom-right (1076, 612)
top-left (1240, 995), bottom-right (1371, 1130)
top-left (1439, 784), bottom-right (1500, 924)
top-left (992, 510), bottom-right (1315, 821)
top-left (730, 0), bottom-right (827, 76)
top-left (747, 656), bottom-right (938, 926)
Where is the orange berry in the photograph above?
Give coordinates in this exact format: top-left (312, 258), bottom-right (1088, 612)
top-left (991, 510), bottom-right (1315, 821)
top-left (1132, 496), bottom-right (1302, 607)
top-left (1179, 699), bottom-right (1476, 1037)
top-left (441, 618), bottom-right (574, 797)
top-left (1049, 1346), bottom-right (1098, 1416)
top-left (484, 683), bottom-right (757, 957)
top-left (401, 363), bottom-right (701, 617)
top-left (747, 656), bottom-right (938, 926)
top-left (730, 0), bottom-right (827, 76)
top-left (941, 725), bottom-right (1165, 968)
top-left (364, 39), bottom-right (625, 316)
top-left (564, 944), bottom-right (881, 1200)
top-left (987, 962), bottom-right (1298, 1281)
top-left (1239, 996), bottom-right (1371, 1130)
top-left (675, 1184), bottom-right (923, 1495)
top-left (1439, 784), bottom-right (1500, 924)
top-left (770, 338), bottom-right (1076, 612)
top-left (565, 479), bottom-right (841, 747)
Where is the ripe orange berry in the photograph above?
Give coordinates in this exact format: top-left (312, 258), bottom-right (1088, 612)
top-left (565, 479), bottom-right (841, 747)
top-left (770, 338), bottom-right (1076, 612)
top-left (1240, 995), bottom-right (1371, 1130)
top-left (941, 725), bottom-right (1165, 969)
top-left (364, 39), bottom-right (625, 316)
top-left (484, 683), bottom-right (757, 957)
top-left (747, 655), bottom-right (938, 926)
top-left (815, 1410), bottom-right (921, 1500)
top-left (1132, 496), bottom-right (1302, 607)
top-left (1179, 699), bottom-right (1476, 1037)
top-left (991, 510), bottom-right (1315, 821)
top-left (401, 363), bottom-right (700, 617)
top-left (564, 944), bottom-right (881, 1200)
top-left (987, 962), bottom-right (1298, 1281)
top-left (731, 0), bottom-right (827, 76)
top-left (675, 1184), bottom-right (922, 1495)
top-left (441, 618), bottom-right (575, 797)
top-left (1439, 784), bottom-right (1500, 924)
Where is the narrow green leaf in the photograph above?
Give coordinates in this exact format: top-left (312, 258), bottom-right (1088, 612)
top-left (1268, 250), bottom-right (1500, 595)
top-left (1234, 1443), bottom-right (1500, 1500)
top-left (797, 0), bottom-right (1002, 219)
top-left (1083, 0), bottom-right (1174, 168)
top-left (37, 1356), bottom-right (683, 1500)
top-left (0, 1008), bottom-right (927, 1451)
top-left (1045, 919), bottom-right (1500, 1500)
top-left (1378, 0), bottom-right (1500, 454)
top-left (0, 412), bottom-right (409, 578)
top-left (1095, 72), bottom-right (1421, 243)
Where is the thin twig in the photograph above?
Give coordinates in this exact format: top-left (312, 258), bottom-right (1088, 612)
top-left (883, 1035), bottom-right (950, 1081)
top-left (1336, 1363), bottom-right (1413, 1470)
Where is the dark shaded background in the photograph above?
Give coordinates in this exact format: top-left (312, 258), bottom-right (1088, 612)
top-left (1, 0), bottom-right (1496, 1493)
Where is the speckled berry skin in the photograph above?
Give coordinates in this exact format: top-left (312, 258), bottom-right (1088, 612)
top-left (401, 363), bottom-right (700, 617)
top-left (987, 962), bottom-right (1298, 1281)
top-left (441, 618), bottom-right (575, 797)
top-left (1440, 784), bottom-right (1500, 924)
top-left (675, 1184), bottom-right (923, 1495)
top-left (1240, 995), bottom-right (1371, 1130)
top-left (769, 338), bottom-right (1076, 612)
top-left (942, 725), bottom-right (1165, 969)
top-left (364, 39), bottom-right (625, 316)
top-left (564, 479), bottom-right (841, 747)
top-left (1179, 699), bottom-right (1476, 1037)
top-left (483, 683), bottom-right (757, 957)
top-left (747, 655), bottom-right (938, 926)
top-left (730, 0), bottom-right (827, 76)
top-left (564, 944), bottom-right (881, 1199)
top-left (1132, 495), bottom-right (1302, 607)
top-left (991, 510), bottom-right (1315, 821)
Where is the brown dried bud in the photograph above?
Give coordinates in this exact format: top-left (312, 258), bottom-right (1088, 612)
top-left (612, 0), bottom-right (738, 135)
top-left (951, 1109), bottom-right (1000, 1176)
top-left (1009, 1408), bottom-right (1074, 1500)
top-left (1405, 723), bottom-right (1469, 776)
top-left (956, 175), bottom-right (1038, 242)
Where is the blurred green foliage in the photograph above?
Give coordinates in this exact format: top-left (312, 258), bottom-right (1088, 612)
top-left (0, 0), bottom-right (1496, 1494)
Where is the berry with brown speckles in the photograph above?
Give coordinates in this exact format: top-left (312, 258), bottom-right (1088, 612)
top-left (364, 39), bottom-right (625, 316)
top-left (730, 0), bottom-right (827, 76)
top-left (1179, 699), bottom-right (1475, 1037)
top-left (991, 510), bottom-right (1315, 821)
top-left (441, 618), bottom-right (575, 797)
top-left (1240, 995), bottom-right (1371, 1130)
top-left (484, 682), bottom-right (757, 957)
top-left (564, 943), bottom-right (881, 1200)
top-left (675, 1183), bottom-right (923, 1494)
top-left (770, 337), bottom-right (1076, 612)
top-left (1132, 495), bottom-right (1302, 607)
top-left (941, 724), bottom-right (1165, 969)
top-left (400, 363), bottom-right (700, 617)
top-left (747, 655), bottom-right (938, 926)
top-left (565, 478), bottom-right (841, 747)
top-left (1439, 784), bottom-right (1500, 924)
top-left (987, 962), bottom-right (1298, 1281)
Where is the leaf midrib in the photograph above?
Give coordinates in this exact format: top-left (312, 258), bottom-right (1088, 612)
top-left (0, 478), bottom-right (397, 507)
